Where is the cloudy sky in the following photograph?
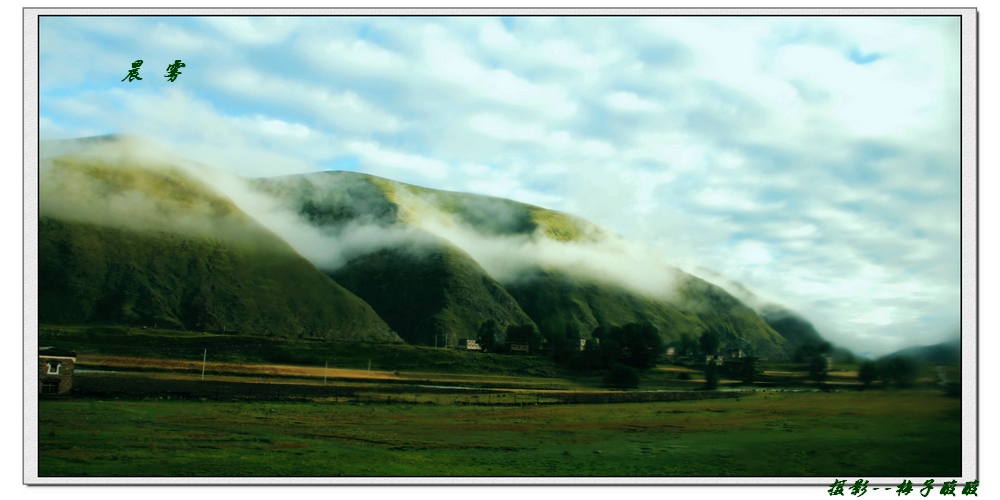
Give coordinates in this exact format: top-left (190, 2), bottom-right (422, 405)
top-left (37, 15), bottom-right (962, 356)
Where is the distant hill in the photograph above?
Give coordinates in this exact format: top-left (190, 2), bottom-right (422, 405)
top-left (38, 147), bottom-right (400, 343)
top-left (889, 338), bottom-right (961, 364)
top-left (757, 306), bottom-right (827, 350)
top-left (689, 267), bottom-right (843, 357)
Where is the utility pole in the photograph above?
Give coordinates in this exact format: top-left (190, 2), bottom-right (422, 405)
top-left (201, 349), bottom-right (207, 381)
top-left (324, 361), bottom-right (328, 386)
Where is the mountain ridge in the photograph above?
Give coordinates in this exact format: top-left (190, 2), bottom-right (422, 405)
top-left (38, 136), bottom-right (835, 358)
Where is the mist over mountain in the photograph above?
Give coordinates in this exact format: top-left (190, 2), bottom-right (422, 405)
top-left (37, 136), bottom-right (842, 357)
top-left (38, 138), bottom-right (400, 343)
top-left (248, 167), bottom-right (794, 356)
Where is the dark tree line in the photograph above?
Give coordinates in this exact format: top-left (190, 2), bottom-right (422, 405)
top-left (476, 320), bottom-right (544, 353)
top-left (545, 321), bottom-right (665, 388)
top-left (857, 356), bottom-right (918, 389)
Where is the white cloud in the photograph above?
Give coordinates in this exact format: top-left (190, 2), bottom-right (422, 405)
top-left (201, 17), bottom-right (301, 45)
top-left (606, 91), bottom-right (661, 112)
top-left (297, 35), bottom-right (409, 76)
top-left (347, 141), bottom-right (449, 180)
top-left (478, 20), bottom-right (520, 50)
top-left (210, 67), bottom-right (404, 133)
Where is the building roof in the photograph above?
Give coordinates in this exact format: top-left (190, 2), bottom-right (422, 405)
top-left (39, 347), bottom-right (77, 358)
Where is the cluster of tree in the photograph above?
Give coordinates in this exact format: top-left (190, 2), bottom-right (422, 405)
top-left (666, 329), bottom-right (759, 389)
top-left (794, 341), bottom-right (833, 363)
top-left (673, 333), bottom-right (700, 357)
top-left (857, 356), bottom-right (918, 389)
top-left (669, 328), bottom-right (739, 358)
top-left (475, 320), bottom-right (543, 353)
top-left (505, 323), bottom-right (544, 351)
top-left (700, 329), bottom-right (721, 356)
top-left (789, 341), bottom-right (835, 385)
top-left (544, 321), bottom-right (665, 388)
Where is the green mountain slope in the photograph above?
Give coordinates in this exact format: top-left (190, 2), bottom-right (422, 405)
top-left (252, 172), bottom-right (536, 346)
top-left (328, 244), bottom-right (535, 346)
top-left (504, 269), bottom-right (789, 357)
top-left (253, 171), bottom-right (792, 356)
top-left (39, 152), bottom-right (400, 343)
top-left (756, 306), bottom-right (827, 351)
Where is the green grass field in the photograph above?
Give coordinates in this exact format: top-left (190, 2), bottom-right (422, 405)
top-left (38, 389), bottom-right (960, 478)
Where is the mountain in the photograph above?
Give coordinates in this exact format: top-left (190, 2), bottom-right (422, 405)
top-left (503, 269), bottom-right (789, 357)
top-left (38, 143), bottom-right (401, 343)
top-left (757, 306), bottom-right (828, 350)
top-left (39, 136), bottom-right (829, 358)
top-left (250, 172), bottom-right (535, 347)
top-left (251, 170), bottom-right (792, 357)
top-left (889, 338), bottom-right (961, 364)
top-left (688, 267), bottom-right (838, 356)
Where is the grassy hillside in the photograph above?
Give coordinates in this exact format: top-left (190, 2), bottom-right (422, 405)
top-left (253, 172), bottom-right (538, 346)
top-left (329, 243), bottom-right (535, 347)
top-left (673, 276), bottom-right (790, 357)
top-left (503, 269), bottom-right (699, 342)
top-left (376, 177), bottom-right (606, 241)
top-left (39, 153), bottom-right (400, 343)
top-left (504, 270), bottom-right (790, 357)
top-left (252, 170), bottom-right (793, 357)
top-left (756, 305), bottom-right (827, 350)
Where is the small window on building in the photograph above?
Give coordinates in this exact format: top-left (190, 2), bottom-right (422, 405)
top-left (47, 361), bottom-right (60, 375)
top-left (41, 380), bottom-right (60, 394)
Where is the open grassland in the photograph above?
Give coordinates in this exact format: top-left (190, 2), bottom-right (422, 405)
top-left (38, 390), bottom-right (960, 478)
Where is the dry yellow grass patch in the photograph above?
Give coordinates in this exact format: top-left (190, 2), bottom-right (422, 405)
top-left (76, 354), bottom-right (401, 380)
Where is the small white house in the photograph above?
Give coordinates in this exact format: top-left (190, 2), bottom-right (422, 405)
top-left (457, 339), bottom-right (481, 351)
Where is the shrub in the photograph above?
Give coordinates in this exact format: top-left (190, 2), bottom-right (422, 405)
top-left (858, 360), bottom-right (879, 389)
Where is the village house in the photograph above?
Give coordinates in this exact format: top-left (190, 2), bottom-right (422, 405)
top-left (39, 347), bottom-right (77, 395)
top-left (456, 339), bottom-right (481, 351)
top-left (575, 339), bottom-right (587, 351)
top-left (724, 349), bottom-right (745, 361)
top-left (506, 342), bottom-right (530, 354)
top-left (705, 355), bottom-right (724, 366)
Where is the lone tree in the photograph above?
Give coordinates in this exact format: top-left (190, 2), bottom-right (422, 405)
top-left (738, 356), bottom-right (759, 385)
top-left (808, 355), bottom-right (828, 384)
top-left (704, 362), bottom-right (720, 390)
top-left (857, 359), bottom-right (879, 389)
top-left (884, 356), bottom-right (918, 388)
top-left (477, 319), bottom-right (501, 352)
top-left (700, 329), bottom-right (721, 356)
top-left (679, 333), bottom-right (698, 356)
